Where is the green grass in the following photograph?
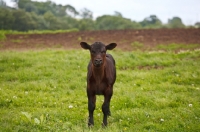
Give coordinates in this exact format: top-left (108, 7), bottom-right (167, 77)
top-left (156, 43), bottom-right (200, 51)
top-left (0, 29), bottom-right (79, 35)
top-left (0, 48), bottom-right (200, 131)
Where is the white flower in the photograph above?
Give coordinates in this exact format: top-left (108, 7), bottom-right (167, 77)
top-left (189, 104), bottom-right (193, 107)
top-left (160, 118), bottom-right (164, 122)
top-left (69, 105), bottom-right (73, 108)
top-left (13, 96), bottom-right (17, 99)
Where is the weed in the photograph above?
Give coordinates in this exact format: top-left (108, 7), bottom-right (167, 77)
top-left (11, 39), bottom-right (23, 43)
top-left (0, 32), bottom-right (6, 41)
top-left (52, 44), bottom-right (63, 48)
top-left (77, 36), bottom-right (82, 41)
top-left (89, 37), bottom-right (94, 41)
top-left (131, 41), bottom-right (144, 49)
top-left (156, 43), bottom-right (200, 51)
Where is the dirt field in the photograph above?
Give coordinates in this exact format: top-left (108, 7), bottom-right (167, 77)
top-left (1, 28), bottom-right (200, 51)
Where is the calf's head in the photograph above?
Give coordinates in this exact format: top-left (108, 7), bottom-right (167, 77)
top-left (80, 42), bottom-right (117, 67)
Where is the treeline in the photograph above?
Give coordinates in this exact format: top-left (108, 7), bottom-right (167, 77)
top-left (0, 0), bottom-right (199, 31)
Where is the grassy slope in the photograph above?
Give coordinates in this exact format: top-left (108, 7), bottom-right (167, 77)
top-left (0, 48), bottom-right (200, 131)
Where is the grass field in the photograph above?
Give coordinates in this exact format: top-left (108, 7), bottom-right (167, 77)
top-left (0, 47), bottom-right (200, 131)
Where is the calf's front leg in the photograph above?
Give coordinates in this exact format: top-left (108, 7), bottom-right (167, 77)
top-left (87, 92), bottom-right (96, 126)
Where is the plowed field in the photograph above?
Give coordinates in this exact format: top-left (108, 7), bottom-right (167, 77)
top-left (1, 28), bottom-right (200, 51)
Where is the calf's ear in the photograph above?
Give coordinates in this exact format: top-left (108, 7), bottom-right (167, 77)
top-left (106, 43), bottom-right (117, 50)
top-left (80, 42), bottom-right (91, 50)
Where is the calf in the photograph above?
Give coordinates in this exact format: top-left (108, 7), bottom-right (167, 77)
top-left (80, 41), bottom-right (117, 126)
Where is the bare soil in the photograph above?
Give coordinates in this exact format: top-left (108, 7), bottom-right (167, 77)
top-left (1, 28), bottom-right (200, 51)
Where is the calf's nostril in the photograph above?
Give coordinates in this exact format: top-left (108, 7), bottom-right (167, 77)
top-left (95, 59), bottom-right (102, 64)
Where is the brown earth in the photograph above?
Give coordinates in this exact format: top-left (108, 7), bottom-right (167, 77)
top-left (1, 28), bottom-right (200, 51)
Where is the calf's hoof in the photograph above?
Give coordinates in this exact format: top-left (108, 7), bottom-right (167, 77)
top-left (102, 122), bottom-right (107, 127)
top-left (108, 111), bottom-right (111, 116)
top-left (88, 122), bottom-right (94, 127)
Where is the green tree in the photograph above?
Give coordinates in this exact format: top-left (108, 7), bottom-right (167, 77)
top-left (1, 0), bottom-right (189, 31)
top-left (55, 4), bottom-right (68, 17)
top-left (131, 21), bottom-right (142, 29)
top-left (78, 19), bottom-right (95, 31)
top-left (96, 15), bottom-right (141, 30)
top-left (65, 4), bottom-right (79, 17)
top-left (0, 0), bottom-right (7, 8)
top-left (61, 17), bottom-right (79, 29)
top-left (13, 0), bottom-right (77, 17)
top-left (167, 17), bottom-right (185, 28)
top-left (17, 0), bottom-right (31, 9)
top-left (79, 8), bottom-right (93, 19)
top-left (12, 9), bottom-right (35, 31)
top-left (140, 15), bottom-right (162, 28)
top-left (114, 11), bottom-right (123, 17)
top-left (43, 11), bottom-right (72, 30)
top-left (195, 22), bottom-right (200, 28)
top-left (41, 1), bottom-right (69, 17)
top-left (43, 11), bottom-right (57, 30)
top-left (27, 12), bottom-right (47, 30)
top-left (0, 8), bottom-right (14, 29)
top-left (77, 8), bottom-right (95, 30)
top-left (24, 2), bottom-right (38, 13)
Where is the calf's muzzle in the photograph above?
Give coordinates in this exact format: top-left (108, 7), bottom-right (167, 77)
top-left (94, 59), bottom-right (103, 67)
